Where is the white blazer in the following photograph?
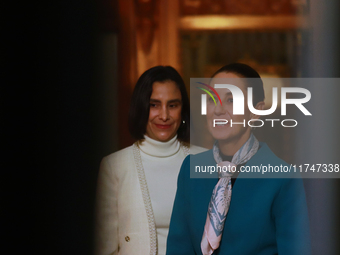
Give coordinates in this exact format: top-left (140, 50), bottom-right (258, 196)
top-left (95, 142), bottom-right (206, 255)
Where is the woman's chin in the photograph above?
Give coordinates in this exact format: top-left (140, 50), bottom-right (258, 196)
top-left (207, 125), bottom-right (228, 138)
top-left (210, 131), bottom-right (231, 141)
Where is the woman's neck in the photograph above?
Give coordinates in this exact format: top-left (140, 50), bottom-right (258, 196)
top-left (138, 135), bottom-right (180, 157)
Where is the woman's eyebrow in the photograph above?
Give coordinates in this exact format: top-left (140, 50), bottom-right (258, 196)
top-left (168, 99), bottom-right (182, 104)
top-left (149, 99), bottom-right (182, 103)
top-left (214, 92), bottom-right (232, 98)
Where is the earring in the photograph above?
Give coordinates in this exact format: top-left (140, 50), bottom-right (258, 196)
top-left (182, 120), bottom-right (185, 124)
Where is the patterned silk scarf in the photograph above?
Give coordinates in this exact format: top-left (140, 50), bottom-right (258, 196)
top-left (201, 133), bottom-right (259, 255)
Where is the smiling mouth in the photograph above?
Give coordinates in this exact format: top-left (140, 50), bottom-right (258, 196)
top-left (213, 120), bottom-right (230, 127)
top-left (155, 124), bottom-right (172, 129)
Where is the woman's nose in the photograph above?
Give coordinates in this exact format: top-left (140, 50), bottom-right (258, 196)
top-left (159, 106), bottom-right (169, 121)
top-left (214, 102), bottom-right (226, 116)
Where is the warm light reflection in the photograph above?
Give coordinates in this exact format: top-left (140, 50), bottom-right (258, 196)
top-left (180, 15), bottom-right (309, 30)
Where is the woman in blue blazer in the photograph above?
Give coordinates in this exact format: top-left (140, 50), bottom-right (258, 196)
top-left (166, 63), bottom-right (311, 255)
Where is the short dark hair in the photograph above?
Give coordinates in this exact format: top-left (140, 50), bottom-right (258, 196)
top-left (128, 66), bottom-right (190, 142)
top-left (212, 63), bottom-right (265, 106)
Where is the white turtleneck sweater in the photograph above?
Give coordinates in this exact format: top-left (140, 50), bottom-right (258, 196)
top-left (138, 135), bottom-right (187, 255)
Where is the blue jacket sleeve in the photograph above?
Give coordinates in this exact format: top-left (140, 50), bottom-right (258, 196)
top-left (272, 178), bottom-right (311, 255)
top-left (166, 156), bottom-right (196, 255)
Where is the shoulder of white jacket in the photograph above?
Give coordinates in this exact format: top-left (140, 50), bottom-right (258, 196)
top-left (103, 145), bottom-right (134, 164)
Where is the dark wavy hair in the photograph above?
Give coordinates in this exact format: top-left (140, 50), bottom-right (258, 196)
top-left (212, 63), bottom-right (265, 106)
top-left (128, 66), bottom-right (190, 142)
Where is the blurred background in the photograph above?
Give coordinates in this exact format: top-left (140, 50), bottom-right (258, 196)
top-left (6, 0), bottom-right (339, 254)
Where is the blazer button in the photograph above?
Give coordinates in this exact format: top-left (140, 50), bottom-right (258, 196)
top-left (125, 236), bottom-right (130, 242)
